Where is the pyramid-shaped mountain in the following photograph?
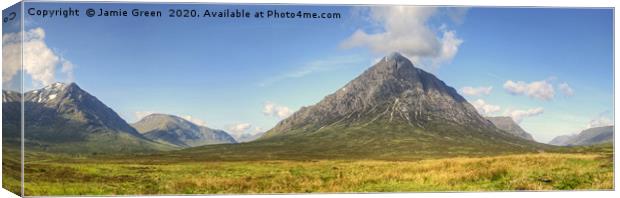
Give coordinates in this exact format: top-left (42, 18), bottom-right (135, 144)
top-left (248, 53), bottom-right (546, 158)
top-left (19, 82), bottom-right (174, 153)
top-left (264, 53), bottom-right (494, 137)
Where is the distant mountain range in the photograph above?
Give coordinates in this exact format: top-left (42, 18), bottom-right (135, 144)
top-left (235, 132), bottom-right (265, 143)
top-left (3, 53), bottom-right (558, 158)
top-left (486, 116), bottom-right (535, 141)
top-left (1, 83), bottom-right (264, 154)
top-left (132, 113), bottom-right (237, 148)
top-left (4, 83), bottom-right (175, 153)
top-left (549, 126), bottom-right (613, 146)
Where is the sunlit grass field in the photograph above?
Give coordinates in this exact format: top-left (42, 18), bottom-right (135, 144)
top-left (12, 149), bottom-right (612, 196)
top-left (1, 146), bottom-right (21, 196)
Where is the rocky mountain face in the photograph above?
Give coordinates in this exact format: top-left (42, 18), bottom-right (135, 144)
top-left (13, 82), bottom-right (173, 153)
top-left (2, 90), bottom-right (20, 103)
top-left (486, 116), bottom-right (535, 141)
top-left (264, 53), bottom-right (496, 138)
top-left (549, 126), bottom-right (613, 146)
top-left (253, 53), bottom-right (545, 156)
top-left (2, 90), bottom-right (21, 140)
top-left (132, 114), bottom-right (237, 147)
top-left (24, 83), bottom-right (141, 136)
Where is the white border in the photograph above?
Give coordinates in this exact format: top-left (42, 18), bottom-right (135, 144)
top-left (1, 0), bottom-right (618, 198)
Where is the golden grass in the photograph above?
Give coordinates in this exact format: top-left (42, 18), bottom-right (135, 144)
top-left (18, 152), bottom-right (613, 195)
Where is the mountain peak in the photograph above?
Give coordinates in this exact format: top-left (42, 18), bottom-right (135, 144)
top-left (43, 82), bottom-right (69, 90)
top-left (371, 52), bottom-right (418, 78)
top-left (134, 113), bottom-right (196, 132)
top-left (132, 113), bottom-right (237, 147)
top-left (2, 90), bottom-right (20, 103)
top-left (141, 113), bottom-right (180, 120)
top-left (25, 81), bottom-right (144, 136)
top-left (38, 82), bottom-right (82, 94)
top-left (263, 52), bottom-right (493, 138)
top-left (385, 52), bottom-right (407, 62)
top-left (27, 82), bottom-right (85, 104)
top-left (486, 116), bottom-right (535, 141)
top-left (17, 82), bottom-right (172, 153)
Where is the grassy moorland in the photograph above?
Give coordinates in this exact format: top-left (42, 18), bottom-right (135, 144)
top-left (9, 143), bottom-right (612, 196)
top-left (2, 145), bottom-right (21, 196)
top-left (166, 121), bottom-right (554, 162)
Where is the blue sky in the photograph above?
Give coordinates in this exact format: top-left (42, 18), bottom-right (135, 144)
top-left (4, 3), bottom-right (613, 142)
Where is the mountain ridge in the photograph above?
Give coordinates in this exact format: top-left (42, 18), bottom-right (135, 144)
top-left (549, 126), bottom-right (613, 146)
top-left (486, 116), bottom-right (535, 141)
top-left (9, 82), bottom-right (174, 153)
top-left (132, 113), bottom-right (237, 147)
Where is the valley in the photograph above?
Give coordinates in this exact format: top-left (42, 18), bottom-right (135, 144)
top-left (2, 53), bottom-right (614, 195)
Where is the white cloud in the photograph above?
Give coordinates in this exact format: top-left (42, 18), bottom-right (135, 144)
top-left (461, 86), bottom-right (492, 96)
top-left (558, 82), bottom-right (574, 96)
top-left (2, 33), bottom-right (21, 89)
top-left (227, 125), bottom-right (264, 139)
top-left (503, 80), bottom-right (555, 101)
top-left (587, 112), bottom-right (613, 128)
top-left (433, 30), bottom-right (463, 66)
top-left (471, 99), bottom-right (501, 116)
top-left (2, 27), bottom-right (75, 88)
top-left (60, 57), bottom-right (75, 83)
top-left (259, 55), bottom-right (364, 86)
top-left (341, 7), bottom-right (465, 70)
top-left (506, 107), bottom-right (544, 123)
top-left (227, 123), bottom-right (252, 136)
top-left (262, 101), bottom-right (293, 119)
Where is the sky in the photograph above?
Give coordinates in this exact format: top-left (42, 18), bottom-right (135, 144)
top-left (2, 3), bottom-right (613, 142)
